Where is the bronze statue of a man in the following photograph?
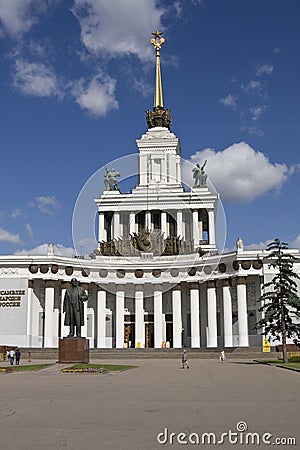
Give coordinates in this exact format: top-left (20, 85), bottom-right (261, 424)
top-left (63, 278), bottom-right (88, 337)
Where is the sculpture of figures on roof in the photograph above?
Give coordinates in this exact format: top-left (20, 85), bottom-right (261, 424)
top-left (47, 243), bottom-right (54, 255)
top-left (104, 166), bottom-right (121, 191)
top-left (192, 160), bottom-right (207, 188)
top-left (146, 109), bottom-right (155, 128)
top-left (146, 106), bottom-right (172, 129)
top-left (163, 108), bottom-right (172, 128)
top-left (236, 237), bottom-right (244, 251)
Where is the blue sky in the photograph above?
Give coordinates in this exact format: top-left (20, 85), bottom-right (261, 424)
top-left (0, 0), bottom-right (299, 257)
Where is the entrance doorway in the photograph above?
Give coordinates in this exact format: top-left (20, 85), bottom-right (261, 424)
top-left (124, 324), bottom-right (135, 348)
top-left (166, 322), bottom-right (173, 347)
top-left (145, 323), bottom-right (154, 348)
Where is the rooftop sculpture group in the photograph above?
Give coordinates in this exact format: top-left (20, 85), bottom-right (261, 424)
top-left (104, 167), bottom-right (120, 191)
top-left (192, 160), bottom-right (208, 188)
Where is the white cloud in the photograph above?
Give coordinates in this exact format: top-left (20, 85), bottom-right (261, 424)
top-left (27, 40), bottom-right (48, 57)
top-left (71, 0), bottom-right (165, 61)
top-left (15, 243), bottom-right (75, 257)
top-left (256, 64), bottom-right (273, 76)
top-left (29, 195), bottom-right (60, 214)
top-left (25, 223), bottom-right (34, 241)
top-left (243, 240), bottom-right (272, 251)
top-left (224, 239), bottom-right (271, 253)
top-left (13, 59), bottom-right (62, 98)
top-left (289, 163), bottom-right (300, 175)
top-left (220, 94), bottom-right (237, 109)
top-left (0, 227), bottom-right (21, 244)
top-left (71, 73), bottom-right (118, 116)
top-left (241, 125), bottom-right (264, 136)
top-left (0, 0), bottom-right (54, 37)
top-left (242, 80), bottom-right (261, 92)
top-left (236, 236), bottom-right (300, 251)
top-left (186, 142), bottom-right (289, 202)
top-left (131, 77), bottom-right (152, 98)
top-left (226, 236), bottom-right (300, 253)
top-left (174, 1), bottom-right (183, 17)
top-left (250, 105), bottom-right (266, 122)
top-left (10, 208), bottom-right (22, 218)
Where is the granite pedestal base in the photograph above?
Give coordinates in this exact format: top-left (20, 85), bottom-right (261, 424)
top-left (59, 337), bottom-right (89, 363)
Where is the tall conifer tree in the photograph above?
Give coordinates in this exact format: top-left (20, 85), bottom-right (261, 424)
top-left (257, 239), bottom-right (300, 363)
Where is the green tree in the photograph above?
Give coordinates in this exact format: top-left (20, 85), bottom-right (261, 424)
top-left (257, 239), bottom-right (300, 363)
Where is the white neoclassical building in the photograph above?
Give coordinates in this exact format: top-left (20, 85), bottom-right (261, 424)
top-left (0, 33), bottom-right (299, 350)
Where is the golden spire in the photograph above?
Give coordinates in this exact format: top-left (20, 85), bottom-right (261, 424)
top-left (150, 30), bottom-right (165, 108)
top-left (146, 31), bottom-right (172, 129)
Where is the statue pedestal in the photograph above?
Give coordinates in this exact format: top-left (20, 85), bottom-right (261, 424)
top-left (59, 337), bottom-right (89, 363)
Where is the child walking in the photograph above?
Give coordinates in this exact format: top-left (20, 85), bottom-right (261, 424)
top-left (181, 349), bottom-right (189, 369)
top-left (219, 349), bottom-right (226, 362)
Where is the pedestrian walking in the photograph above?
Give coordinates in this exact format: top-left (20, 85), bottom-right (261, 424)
top-left (181, 349), bottom-right (189, 369)
top-left (15, 348), bottom-right (21, 365)
top-left (8, 349), bottom-right (15, 365)
top-left (219, 349), bottom-right (226, 363)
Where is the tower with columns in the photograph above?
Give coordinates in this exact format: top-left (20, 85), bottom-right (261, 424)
top-left (95, 30), bottom-right (218, 257)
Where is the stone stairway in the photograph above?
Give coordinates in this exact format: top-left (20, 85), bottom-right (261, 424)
top-left (22, 346), bottom-right (278, 360)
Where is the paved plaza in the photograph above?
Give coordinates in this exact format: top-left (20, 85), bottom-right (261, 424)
top-left (0, 358), bottom-right (299, 449)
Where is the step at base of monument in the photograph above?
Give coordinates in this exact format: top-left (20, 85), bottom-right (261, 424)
top-left (23, 347), bottom-right (278, 360)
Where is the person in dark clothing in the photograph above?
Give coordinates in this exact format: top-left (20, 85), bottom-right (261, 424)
top-left (15, 348), bottom-right (21, 365)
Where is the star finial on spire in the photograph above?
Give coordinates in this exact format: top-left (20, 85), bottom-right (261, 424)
top-left (150, 29), bottom-right (165, 51)
top-left (152, 29), bottom-right (163, 39)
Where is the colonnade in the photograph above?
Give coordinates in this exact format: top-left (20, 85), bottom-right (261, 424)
top-left (31, 276), bottom-right (255, 349)
top-left (98, 208), bottom-right (215, 247)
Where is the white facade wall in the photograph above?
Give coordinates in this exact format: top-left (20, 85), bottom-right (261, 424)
top-left (1, 252), bottom-right (298, 349)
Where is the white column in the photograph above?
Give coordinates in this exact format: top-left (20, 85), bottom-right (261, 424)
top-left (116, 286), bottom-right (125, 348)
top-left (176, 155), bottom-right (181, 185)
top-left (98, 212), bottom-right (106, 242)
top-left (222, 279), bottom-right (233, 347)
top-left (190, 282), bottom-right (201, 348)
top-left (161, 211), bottom-right (167, 237)
top-left (97, 288), bottom-right (107, 348)
top-left (154, 284), bottom-right (163, 348)
top-left (198, 213), bottom-right (203, 242)
top-left (60, 286), bottom-right (69, 338)
top-left (161, 157), bottom-right (167, 184)
top-left (169, 153), bottom-right (177, 184)
top-left (193, 210), bottom-right (199, 248)
top-left (207, 281), bottom-right (218, 347)
top-left (172, 285), bottom-right (182, 348)
top-left (177, 210), bottom-right (184, 238)
top-left (44, 281), bottom-right (56, 347)
top-left (237, 277), bottom-right (249, 347)
top-left (129, 212), bottom-right (135, 235)
top-left (259, 275), bottom-right (266, 322)
top-left (113, 212), bottom-right (120, 239)
top-left (208, 210), bottom-right (216, 246)
top-left (81, 284), bottom-right (88, 338)
top-left (135, 286), bottom-right (145, 348)
top-left (145, 211), bottom-right (151, 230)
top-left (139, 155), bottom-right (148, 185)
top-left (26, 280), bottom-right (33, 347)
